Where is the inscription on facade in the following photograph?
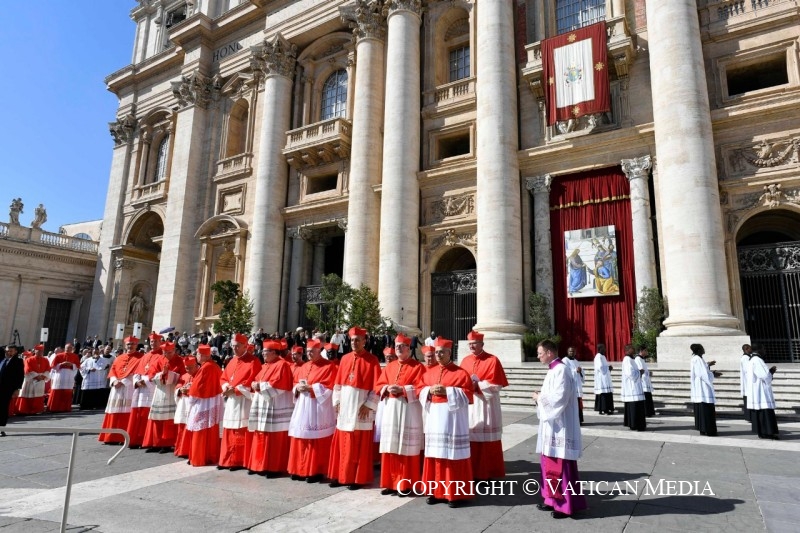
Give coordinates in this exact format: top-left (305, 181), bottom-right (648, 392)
top-left (213, 42), bottom-right (243, 62)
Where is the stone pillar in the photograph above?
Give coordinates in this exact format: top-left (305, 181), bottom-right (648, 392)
top-left (301, 65), bottom-right (314, 125)
top-left (340, 1), bottom-right (386, 291)
top-left (311, 239), bottom-right (326, 285)
top-left (246, 35), bottom-right (297, 331)
top-left (378, 0), bottom-right (422, 334)
top-left (89, 114), bottom-right (136, 337)
top-left (646, 0), bottom-right (747, 369)
top-left (621, 155), bottom-right (657, 299)
top-left (525, 174), bottom-right (554, 328)
top-left (474, 0), bottom-right (527, 357)
top-left (286, 226), bottom-right (310, 330)
top-left (608, 0), bottom-right (625, 18)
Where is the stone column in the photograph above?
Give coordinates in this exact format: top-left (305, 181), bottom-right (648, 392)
top-left (474, 0), bottom-right (527, 349)
top-left (286, 226), bottom-right (310, 330)
top-left (378, 0), bottom-right (422, 333)
top-left (340, 1), bottom-right (386, 291)
top-left (621, 155), bottom-right (657, 299)
top-left (608, 0), bottom-right (625, 18)
top-left (525, 175), bottom-right (554, 328)
top-left (646, 0), bottom-right (747, 368)
top-left (311, 239), bottom-right (326, 285)
top-left (246, 35), bottom-right (297, 331)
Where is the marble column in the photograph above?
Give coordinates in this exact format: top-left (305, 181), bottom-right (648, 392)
top-left (621, 156), bottom-right (657, 299)
top-left (246, 35), bottom-right (296, 331)
top-left (311, 239), bottom-right (326, 285)
top-left (474, 0), bottom-right (526, 342)
top-left (286, 226), bottom-right (310, 330)
top-left (378, 0), bottom-right (422, 333)
top-left (646, 0), bottom-right (747, 367)
top-left (340, 0), bottom-right (386, 291)
top-left (525, 174), bottom-right (554, 328)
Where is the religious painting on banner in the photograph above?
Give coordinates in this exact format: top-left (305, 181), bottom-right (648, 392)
top-left (542, 21), bottom-right (610, 126)
top-left (565, 225), bottom-right (619, 298)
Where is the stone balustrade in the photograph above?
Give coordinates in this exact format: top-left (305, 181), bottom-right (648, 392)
top-left (214, 152), bottom-right (253, 182)
top-left (423, 77), bottom-right (475, 108)
top-left (0, 222), bottom-right (99, 254)
top-left (132, 179), bottom-right (167, 204)
top-left (283, 117), bottom-right (352, 168)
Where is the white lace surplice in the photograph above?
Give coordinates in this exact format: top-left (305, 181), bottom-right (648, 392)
top-left (536, 363), bottom-right (582, 461)
top-left (421, 386), bottom-right (471, 460)
top-left (379, 385), bottom-right (423, 455)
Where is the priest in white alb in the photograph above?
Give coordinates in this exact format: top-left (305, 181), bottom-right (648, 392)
top-left (748, 343), bottom-right (779, 440)
top-left (592, 343), bottom-right (614, 415)
top-left (689, 344), bottom-right (719, 436)
top-left (532, 340), bottom-right (587, 519)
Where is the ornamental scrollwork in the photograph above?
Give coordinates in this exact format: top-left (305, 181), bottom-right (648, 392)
top-left (172, 70), bottom-right (213, 109)
top-left (341, 0), bottom-right (388, 42)
top-left (738, 243), bottom-right (800, 274)
top-left (430, 193), bottom-right (474, 223)
top-left (109, 114), bottom-right (137, 145)
top-left (258, 34), bottom-right (297, 79)
top-left (431, 271), bottom-right (477, 294)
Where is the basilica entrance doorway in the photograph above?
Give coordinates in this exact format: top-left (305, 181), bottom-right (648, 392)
top-left (430, 247), bottom-right (476, 360)
top-left (737, 209), bottom-right (800, 363)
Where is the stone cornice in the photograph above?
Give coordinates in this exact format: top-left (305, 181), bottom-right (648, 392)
top-left (341, 0), bottom-right (388, 42)
top-left (0, 243), bottom-right (98, 268)
top-left (106, 47), bottom-right (184, 95)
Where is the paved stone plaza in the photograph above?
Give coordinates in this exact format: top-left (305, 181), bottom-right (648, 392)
top-left (1, 409), bottom-right (798, 533)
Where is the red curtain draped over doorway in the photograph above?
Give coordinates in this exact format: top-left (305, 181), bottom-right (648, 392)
top-left (549, 167), bottom-right (636, 362)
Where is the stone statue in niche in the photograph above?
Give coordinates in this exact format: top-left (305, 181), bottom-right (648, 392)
top-left (129, 289), bottom-right (148, 324)
top-left (31, 204), bottom-right (47, 229)
top-left (9, 198), bottom-right (23, 225)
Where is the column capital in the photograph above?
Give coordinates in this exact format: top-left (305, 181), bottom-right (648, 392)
top-left (621, 155), bottom-right (652, 181)
top-left (171, 70), bottom-right (213, 109)
top-left (386, 0), bottom-right (422, 18)
top-left (286, 225), bottom-right (312, 240)
top-left (336, 217), bottom-right (348, 232)
top-left (258, 34), bottom-right (297, 79)
top-left (341, 0), bottom-right (388, 42)
top-left (109, 114), bottom-right (137, 146)
top-left (525, 174), bottom-right (552, 195)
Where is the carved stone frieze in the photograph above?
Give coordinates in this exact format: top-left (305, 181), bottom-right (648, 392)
top-left (172, 70), bottom-right (213, 109)
top-left (431, 270), bottom-right (477, 293)
top-left (286, 226), bottom-right (312, 240)
top-left (109, 114), bottom-right (137, 145)
top-left (429, 193), bottom-right (474, 223)
top-left (426, 228), bottom-right (477, 253)
top-left (738, 242), bottom-right (800, 274)
top-left (258, 34), bottom-right (297, 79)
top-left (525, 174), bottom-right (552, 194)
top-left (723, 136), bottom-right (800, 179)
top-left (621, 155), bottom-right (653, 181)
top-left (341, 0), bottom-right (388, 42)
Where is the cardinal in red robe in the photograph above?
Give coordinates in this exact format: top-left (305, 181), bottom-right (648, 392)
top-left (99, 337), bottom-right (142, 443)
top-left (187, 344), bottom-right (223, 466)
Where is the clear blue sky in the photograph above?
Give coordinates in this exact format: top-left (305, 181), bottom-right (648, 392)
top-left (0, 2), bottom-right (135, 233)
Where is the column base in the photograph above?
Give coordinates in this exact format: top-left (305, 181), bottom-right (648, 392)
top-left (656, 334), bottom-right (751, 371)
top-left (393, 323), bottom-right (422, 338)
top-left (661, 314), bottom-right (742, 336)
top-left (458, 338), bottom-right (525, 367)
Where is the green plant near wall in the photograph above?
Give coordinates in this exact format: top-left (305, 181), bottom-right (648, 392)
top-left (523, 292), bottom-right (561, 360)
top-left (632, 287), bottom-right (665, 361)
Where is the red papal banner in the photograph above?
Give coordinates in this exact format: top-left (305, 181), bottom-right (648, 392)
top-left (542, 21), bottom-right (610, 126)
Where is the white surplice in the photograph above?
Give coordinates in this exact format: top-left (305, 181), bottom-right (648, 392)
top-left (740, 354), bottom-right (752, 398)
top-left (221, 384), bottom-right (253, 429)
top-left (149, 369), bottom-right (181, 420)
top-left (378, 385), bottom-right (423, 456)
top-left (593, 353), bottom-right (613, 394)
top-left (248, 382), bottom-right (294, 433)
top-left (536, 362), bottom-right (581, 461)
top-left (288, 382), bottom-right (336, 439)
top-left (105, 377), bottom-right (134, 414)
top-left (748, 355), bottom-right (776, 410)
top-left (562, 357), bottom-right (585, 398)
top-left (50, 364), bottom-right (77, 392)
top-left (332, 385), bottom-right (378, 431)
top-left (634, 356), bottom-right (653, 393)
top-left (690, 355), bottom-right (715, 404)
top-left (420, 386), bottom-right (471, 460)
top-left (80, 357), bottom-right (112, 390)
top-left (620, 356), bottom-right (644, 402)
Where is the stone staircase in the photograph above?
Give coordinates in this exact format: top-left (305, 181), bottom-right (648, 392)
top-left (502, 364), bottom-right (800, 420)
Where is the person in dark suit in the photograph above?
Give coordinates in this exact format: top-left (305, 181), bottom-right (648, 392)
top-left (0, 345), bottom-right (25, 436)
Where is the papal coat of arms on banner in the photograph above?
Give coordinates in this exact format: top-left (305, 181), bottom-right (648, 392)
top-left (565, 225), bottom-right (620, 298)
top-left (542, 21), bottom-right (610, 125)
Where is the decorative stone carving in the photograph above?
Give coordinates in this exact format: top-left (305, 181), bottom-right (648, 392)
top-left (8, 198), bottom-right (23, 226)
top-left (757, 183), bottom-right (800, 209)
top-left (427, 229), bottom-right (477, 253)
top-left (340, 0), bottom-right (388, 42)
top-left (431, 270), bottom-right (477, 293)
top-left (336, 218), bottom-right (348, 232)
top-left (258, 34), bottom-right (297, 79)
top-left (109, 114), bottom-right (137, 145)
top-left (172, 70), bottom-right (213, 109)
top-left (738, 243), bottom-right (800, 274)
top-left (386, 0), bottom-right (422, 16)
top-left (525, 174), bottom-right (552, 194)
top-left (724, 136), bottom-right (800, 178)
top-left (210, 221), bottom-right (237, 236)
top-left (287, 226), bottom-right (312, 240)
top-left (113, 256), bottom-right (132, 271)
top-left (129, 289), bottom-right (148, 324)
top-left (429, 193), bottom-right (474, 223)
top-left (621, 155), bottom-right (653, 181)
top-left (31, 204), bottom-right (47, 230)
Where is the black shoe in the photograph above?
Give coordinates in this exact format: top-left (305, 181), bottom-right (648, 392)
top-left (348, 484), bottom-right (362, 491)
top-left (329, 480), bottom-right (343, 488)
top-left (247, 470), bottom-right (259, 476)
top-left (216, 465), bottom-right (229, 470)
top-left (129, 445), bottom-right (141, 450)
top-left (187, 460), bottom-right (192, 465)
top-left (426, 496), bottom-right (442, 505)
top-left (291, 474), bottom-right (302, 481)
top-left (265, 472), bottom-right (280, 478)
top-left (447, 500), bottom-right (461, 508)
top-left (0, 431), bottom-right (5, 437)
top-left (381, 488), bottom-right (397, 496)
top-left (159, 447), bottom-right (172, 454)
top-left (306, 474), bottom-right (322, 483)
top-left (537, 503), bottom-right (554, 512)
top-left (144, 447), bottom-right (159, 453)
top-left (229, 466), bottom-right (244, 472)
top-left (552, 511), bottom-right (569, 519)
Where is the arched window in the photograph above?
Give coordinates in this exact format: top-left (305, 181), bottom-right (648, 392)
top-left (321, 70), bottom-right (348, 120)
top-left (556, 0), bottom-right (605, 35)
top-left (443, 17), bottom-right (470, 83)
top-left (153, 135), bottom-right (170, 182)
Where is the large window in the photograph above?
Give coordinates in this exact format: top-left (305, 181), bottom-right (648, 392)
top-left (321, 70), bottom-right (348, 120)
top-left (556, 0), bottom-right (605, 35)
top-left (449, 45), bottom-right (470, 82)
top-left (153, 136), bottom-right (170, 183)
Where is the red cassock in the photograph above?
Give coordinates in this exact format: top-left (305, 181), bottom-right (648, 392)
top-left (218, 354), bottom-right (262, 468)
top-left (17, 356), bottom-right (51, 415)
top-left (460, 352), bottom-right (509, 480)
top-left (287, 359), bottom-right (337, 477)
top-left (247, 358), bottom-right (294, 474)
top-left (99, 353), bottom-right (142, 443)
top-left (420, 363), bottom-right (475, 502)
top-left (127, 351), bottom-right (162, 447)
top-left (143, 354), bottom-right (187, 448)
top-left (47, 352), bottom-right (80, 412)
top-left (187, 361), bottom-right (223, 466)
top-left (375, 359), bottom-right (426, 492)
top-left (173, 371), bottom-right (194, 457)
top-left (327, 350), bottom-right (381, 485)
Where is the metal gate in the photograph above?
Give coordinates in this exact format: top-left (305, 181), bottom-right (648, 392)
top-left (738, 241), bottom-right (800, 363)
top-left (42, 298), bottom-right (72, 351)
top-left (431, 269), bottom-right (477, 361)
